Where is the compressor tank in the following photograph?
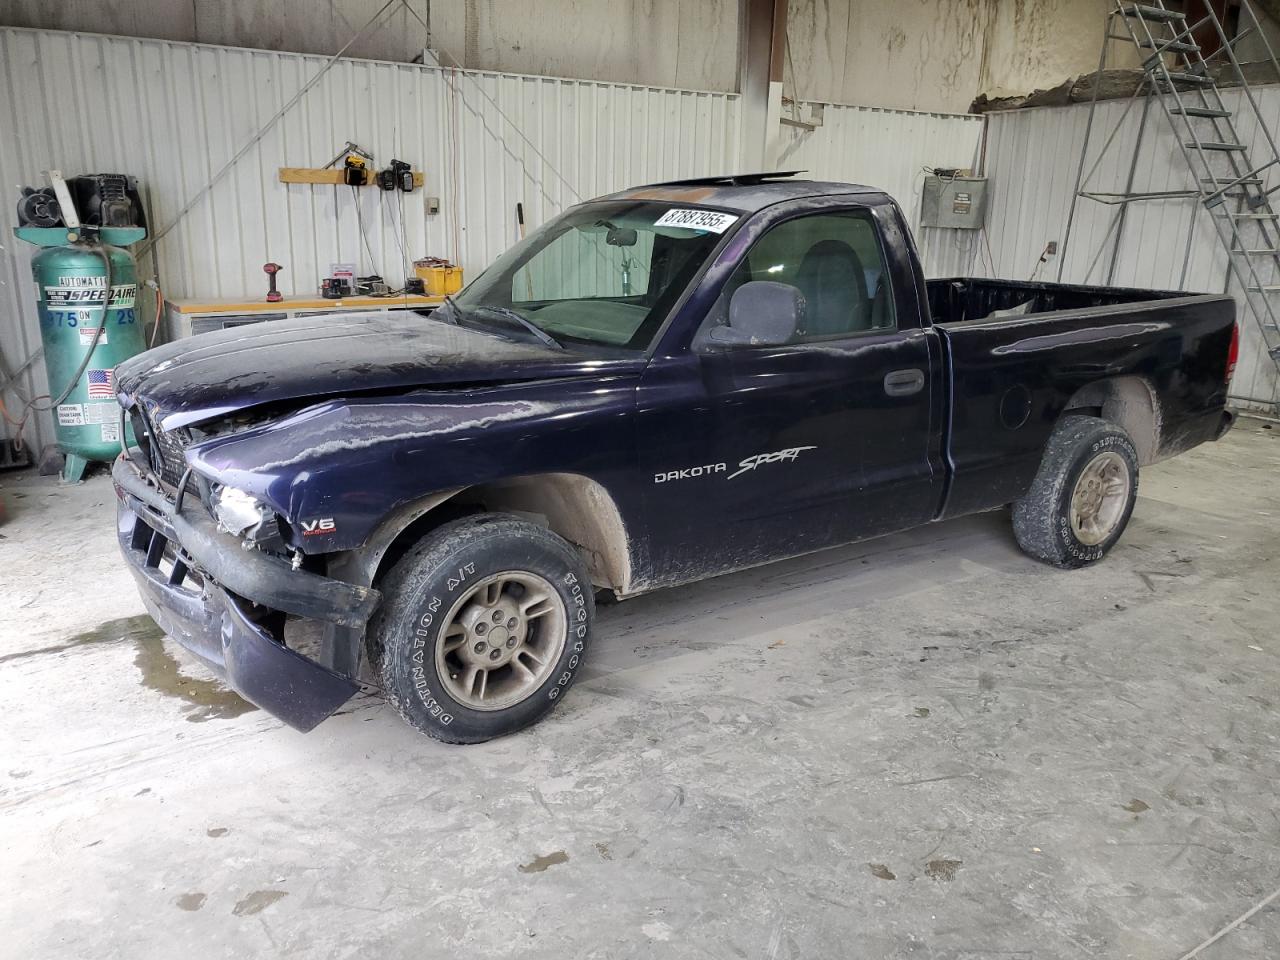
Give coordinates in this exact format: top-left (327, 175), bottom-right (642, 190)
top-left (32, 243), bottom-right (145, 478)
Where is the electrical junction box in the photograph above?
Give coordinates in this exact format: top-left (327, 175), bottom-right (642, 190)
top-left (921, 175), bottom-right (987, 229)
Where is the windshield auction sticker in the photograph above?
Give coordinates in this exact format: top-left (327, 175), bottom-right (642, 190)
top-left (654, 208), bottom-right (738, 233)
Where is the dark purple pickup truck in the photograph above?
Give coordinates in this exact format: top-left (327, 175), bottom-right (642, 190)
top-left (112, 173), bottom-right (1237, 742)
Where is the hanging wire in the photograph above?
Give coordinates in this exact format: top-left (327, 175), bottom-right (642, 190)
top-left (384, 122), bottom-right (414, 289)
top-left (388, 188), bottom-right (413, 286)
top-left (351, 184), bottom-right (381, 278)
top-left (135, 0), bottom-right (403, 263)
top-left (400, 2), bottom-right (581, 203)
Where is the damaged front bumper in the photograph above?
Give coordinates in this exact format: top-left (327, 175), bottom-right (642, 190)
top-left (112, 456), bottom-right (381, 731)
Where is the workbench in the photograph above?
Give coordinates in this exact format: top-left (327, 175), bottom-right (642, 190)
top-left (163, 293), bottom-right (444, 339)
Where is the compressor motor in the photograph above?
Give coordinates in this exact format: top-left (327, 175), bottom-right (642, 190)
top-left (16, 174), bottom-right (147, 230)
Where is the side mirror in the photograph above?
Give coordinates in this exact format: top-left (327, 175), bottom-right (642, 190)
top-left (707, 281), bottom-right (805, 346)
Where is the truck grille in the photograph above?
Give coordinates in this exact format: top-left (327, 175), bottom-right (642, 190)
top-left (128, 407), bottom-right (189, 488)
top-left (128, 511), bottom-right (205, 594)
top-left (152, 426), bottom-right (190, 487)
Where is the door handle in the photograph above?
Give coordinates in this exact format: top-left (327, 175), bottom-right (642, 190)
top-left (883, 368), bottom-right (925, 397)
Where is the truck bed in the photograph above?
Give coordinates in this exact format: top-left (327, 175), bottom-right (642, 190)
top-left (926, 277), bottom-right (1188, 325)
top-left (923, 277), bottom-right (1235, 521)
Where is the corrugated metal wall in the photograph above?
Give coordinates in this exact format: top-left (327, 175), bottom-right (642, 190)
top-left (0, 26), bottom-right (741, 449)
top-left (0, 26), bottom-right (989, 452)
top-left (778, 101), bottom-right (987, 277)
top-left (981, 91), bottom-right (1280, 411)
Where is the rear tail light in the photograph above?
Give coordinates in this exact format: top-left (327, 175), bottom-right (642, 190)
top-left (1226, 322), bottom-right (1239, 384)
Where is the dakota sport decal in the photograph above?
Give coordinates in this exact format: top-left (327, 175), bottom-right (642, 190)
top-left (654, 446), bottom-right (817, 483)
top-left (726, 446), bottom-right (817, 480)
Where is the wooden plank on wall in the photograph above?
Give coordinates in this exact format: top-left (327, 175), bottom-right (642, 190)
top-left (278, 167), bottom-right (426, 186)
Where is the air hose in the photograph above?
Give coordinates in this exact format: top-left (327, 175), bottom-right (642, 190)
top-left (29, 242), bottom-right (113, 411)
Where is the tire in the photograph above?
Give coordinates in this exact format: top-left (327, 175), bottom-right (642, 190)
top-left (368, 513), bottom-right (594, 743)
top-left (1012, 414), bottom-right (1139, 569)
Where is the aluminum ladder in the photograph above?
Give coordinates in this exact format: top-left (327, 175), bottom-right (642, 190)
top-left (1069, 0), bottom-right (1280, 367)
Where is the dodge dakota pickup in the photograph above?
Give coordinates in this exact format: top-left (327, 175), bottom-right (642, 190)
top-left (113, 173), bottom-right (1238, 742)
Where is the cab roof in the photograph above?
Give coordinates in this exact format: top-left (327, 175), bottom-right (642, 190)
top-left (599, 171), bottom-right (888, 213)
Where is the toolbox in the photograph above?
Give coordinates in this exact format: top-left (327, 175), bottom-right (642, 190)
top-left (413, 258), bottom-right (463, 296)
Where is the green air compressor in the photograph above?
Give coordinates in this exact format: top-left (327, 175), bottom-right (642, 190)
top-left (15, 173), bottom-right (149, 482)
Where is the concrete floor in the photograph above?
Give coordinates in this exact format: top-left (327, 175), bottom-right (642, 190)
top-left (2, 419), bottom-right (1279, 960)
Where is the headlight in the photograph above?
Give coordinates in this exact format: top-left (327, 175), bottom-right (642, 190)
top-left (211, 485), bottom-right (275, 540)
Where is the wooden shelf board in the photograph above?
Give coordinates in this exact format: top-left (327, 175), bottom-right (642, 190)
top-left (168, 293), bottom-right (443, 314)
top-left (278, 167), bottom-right (426, 187)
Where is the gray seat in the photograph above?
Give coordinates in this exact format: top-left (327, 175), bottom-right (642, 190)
top-left (793, 239), bottom-right (870, 337)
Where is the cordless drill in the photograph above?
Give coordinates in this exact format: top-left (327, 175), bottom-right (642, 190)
top-left (263, 262), bottom-right (283, 303)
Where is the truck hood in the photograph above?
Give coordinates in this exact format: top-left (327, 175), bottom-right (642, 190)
top-left (116, 311), bottom-right (638, 430)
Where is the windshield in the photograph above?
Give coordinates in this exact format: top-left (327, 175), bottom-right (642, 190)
top-left (450, 200), bottom-right (738, 351)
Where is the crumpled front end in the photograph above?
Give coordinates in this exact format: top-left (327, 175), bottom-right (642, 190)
top-left (113, 453), bottom-right (381, 731)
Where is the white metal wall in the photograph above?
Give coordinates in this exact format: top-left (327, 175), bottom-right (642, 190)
top-left (0, 26), bottom-right (741, 449)
top-left (777, 101), bottom-right (987, 277)
top-left (0, 0), bottom-right (742, 92)
top-left (0, 26), bottom-right (990, 451)
top-left (981, 91), bottom-right (1280, 410)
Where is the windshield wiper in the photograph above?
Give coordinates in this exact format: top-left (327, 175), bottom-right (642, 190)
top-left (432, 294), bottom-right (461, 324)
top-left (471, 305), bottom-right (563, 350)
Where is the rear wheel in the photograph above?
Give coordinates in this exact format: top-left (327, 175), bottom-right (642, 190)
top-left (369, 514), bottom-right (593, 743)
top-left (1013, 415), bottom-right (1139, 569)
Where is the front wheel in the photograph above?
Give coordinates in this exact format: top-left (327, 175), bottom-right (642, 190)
top-left (369, 514), bottom-right (594, 743)
top-left (1013, 414), bottom-right (1139, 569)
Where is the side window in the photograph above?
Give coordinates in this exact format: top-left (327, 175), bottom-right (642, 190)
top-left (711, 211), bottom-right (895, 341)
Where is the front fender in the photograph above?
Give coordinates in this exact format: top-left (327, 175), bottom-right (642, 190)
top-left (184, 378), bottom-right (639, 553)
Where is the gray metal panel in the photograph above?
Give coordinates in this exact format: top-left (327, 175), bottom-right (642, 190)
top-left (921, 176), bottom-right (987, 229)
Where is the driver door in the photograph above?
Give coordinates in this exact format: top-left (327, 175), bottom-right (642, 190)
top-left (637, 203), bottom-right (942, 588)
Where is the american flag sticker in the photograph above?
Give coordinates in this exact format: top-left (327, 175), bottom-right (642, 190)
top-left (87, 368), bottom-right (115, 399)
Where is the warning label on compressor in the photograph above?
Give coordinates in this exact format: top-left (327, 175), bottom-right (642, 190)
top-left (84, 402), bottom-right (116, 425)
top-left (54, 402), bottom-right (116, 427)
top-left (57, 404), bottom-right (85, 426)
